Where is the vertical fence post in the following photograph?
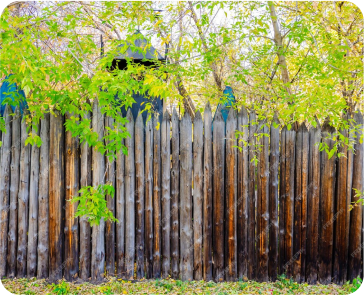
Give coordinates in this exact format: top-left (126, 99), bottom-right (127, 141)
top-left (318, 119), bottom-right (336, 284)
top-left (203, 103), bottom-right (213, 281)
top-left (48, 110), bottom-right (64, 281)
top-left (125, 109), bottom-right (135, 280)
top-left (145, 114), bottom-right (153, 279)
top-left (64, 112), bottom-right (79, 281)
top-left (225, 108), bottom-right (237, 281)
top-left (152, 113), bottom-right (161, 278)
top-left (248, 110), bottom-right (257, 279)
top-left (7, 107), bottom-right (21, 278)
top-left (348, 112), bottom-right (363, 281)
top-left (171, 109), bottom-right (180, 279)
top-left (333, 113), bottom-right (351, 285)
top-left (116, 132), bottom-right (125, 279)
top-left (79, 112), bottom-right (91, 280)
top-left (256, 120), bottom-right (269, 282)
top-left (306, 118), bottom-right (321, 284)
top-left (0, 105), bottom-right (12, 277)
top-left (293, 123), bottom-right (309, 283)
top-left (135, 111), bottom-right (145, 279)
top-left (37, 113), bottom-right (50, 279)
top-left (180, 111), bottom-right (193, 281)
top-left (27, 121), bottom-right (40, 277)
top-left (91, 99), bottom-right (105, 282)
top-left (213, 109), bottom-right (225, 281)
top-left (105, 115), bottom-right (115, 277)
top-left (237, 106), bottom-right (249, 280)
top-left (161, 111), bottom-right (171, 278)
top-left (268, 113), bottom-right (279, 281)
top-left (193, 111), bottom-right (203, 280)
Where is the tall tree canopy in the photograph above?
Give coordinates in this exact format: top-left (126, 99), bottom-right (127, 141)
top-left (0, 1), bottom-right (363, 222)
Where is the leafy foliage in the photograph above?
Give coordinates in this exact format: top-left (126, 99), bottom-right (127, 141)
top-left (70, 184), bottom-right (118, 227)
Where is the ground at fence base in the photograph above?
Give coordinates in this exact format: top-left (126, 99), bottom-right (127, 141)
top-left (1, 275), bottom-right (362, 294)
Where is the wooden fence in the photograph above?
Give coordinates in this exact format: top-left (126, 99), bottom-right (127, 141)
top-left (0, 102), bottom-right (363, 284)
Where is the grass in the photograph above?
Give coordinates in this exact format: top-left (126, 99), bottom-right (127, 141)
top-left (1, 275), bottom-right (361, 294)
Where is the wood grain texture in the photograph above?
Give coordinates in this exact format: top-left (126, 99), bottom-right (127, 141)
top-left (27, 122), bottom-right (40, 277)
top-left (79, 112), bottom-right (91, 280)
top-left (105, 116), bottom-right (115, 277)
top-left (125, 109), bottom-right (135, 280)
top-left (279, 126), bottom-right (286, 275)
top-left (306, 119), bottom-right (321, 284)
top-left (318, 120), bottom-right (336, 284)
top-left (203, 104), bottom-right (213, 281)
top-left (116, 117), bottom-right (126, 278)
top-left (256, 120), bottom-right (269, 282)
top-left (348, 112), bottom-right (363, 281)
top-left (213, 109), bottom-right (225, 281)
top-left (333, 114), bottom-right (351, 285)
top-left (161, 111), bottom-right (171, 278)
top-left (193, 111), bottom-right (203, 280)
top-left (293, 123), bottom-right (309, 283)
top-left (48, 111), bottom-right (64, 281)
top-left (283, 126), bottom-right (296, 278)
top-left (225, 108), bottom-right (237, 281)
top-left (152, 114), bottom-right (161, 279)
top-left (144, 115), bottom-right (153, 279)
top-left (248, 111), bottom-right (257, 279)
top-left (91, 99), bottom-right (105, 282)
top-left (180, 111), bottom-right (193, 281)
top-left (268, 113), bottom-right (279, 281)
top-left (64, 112), bottom-right (79, 281)
top-left (7, 108), bottom-right (21, 278)
top-left (0, 105), bottom-right (12, 277)
top-left (171, 109), bottom-right (180, 279)
top-left (135, 111), bottom-right (145, 279)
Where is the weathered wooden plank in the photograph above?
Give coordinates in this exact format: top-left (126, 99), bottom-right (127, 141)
top-left (144, 115), bottom-right (153, 279)
top-left (248, 110), bottom-right (257, 279)
top-left (105, 116), bottom-right (115, 277)
top-left (348, 112), bottom-right (363, 281)
top-left (27, 122), bottom-right (40, 277)
top-left (125, 109), bottom-right (135, 280)
top-left (135, 111), bottom-right (145, 279)
top-left (225, 108), bottom-right (237, 281)
top-left (203, 103), bottom-right (213, 281)
top-left (64, 112), bottom-right (79, 281)
top-left (0, 105), bottom-right (12, 277)
top-left (7, 108), bottom-right (21, 278)
top-left (116, 117), bottom-right (125, 278)
top-left (171, 109), bottom-right (180, 279)
top-left (279, 126), bottom-right (286, 275)
top-left (268, 113), bottom-right (279, 281)
top-left (161, 111), bottom-right (171, 278)
top-left (91, 99), bottom-right (105, 282)
top-left (48, 110), bottom-right (64, 281)
top-left (293, 123), bottom-right (309, 283)
top-left (256, 120), bottom-right (269, 282)
top-left (293, 124), bottom-right (303, 283)
top-left (318, 119), bottom-right (336, 284)
top-left (333, 113), bottom-right (351, 285)
top-left (180, 111), bottom-right (193, 281)
top-left (306, 118), bottom-right (321, 284)
top-left (283, 126), bottom-right (296, 278)
top-left (237, 106), bottom-right (249, 280)
top-left (193, 110), bottom-right (203, 280)
top-left (152, 113), bottom-right (161, 279)
top-left (79, 112), bottom-right (91, 280)
top-left (280, 125), bottom-right (296, 277)
top-left (37, 113), bottom-right (50, 279)
top-left (346, 115), bottom-right (354, 282)
top-left (213, 109), bottom-right (225, 281)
